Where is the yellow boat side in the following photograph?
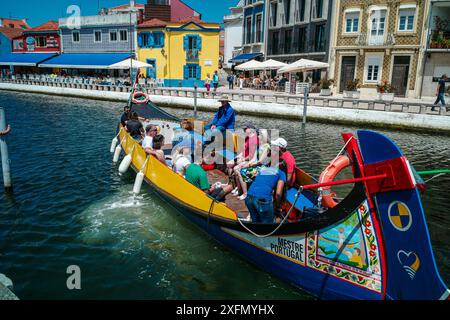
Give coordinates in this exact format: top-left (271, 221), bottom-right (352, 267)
top-left (119, 128), bottom-right (238, 222)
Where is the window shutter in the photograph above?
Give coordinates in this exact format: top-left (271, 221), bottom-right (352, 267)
top-left (160, 33), bottom-right (165, 47)
top-left (149, 33), bottom-right (154, 47)
top-left (196, 35), bottom-right (202, 51)
top-left (183, 35), bottom-right (188, 50)
top-left (196, 65), bottom-right (201, 80)
top-left (138, 34), bottom-right (143, 47)
top-left (183, 65), bottom-right (188, 79)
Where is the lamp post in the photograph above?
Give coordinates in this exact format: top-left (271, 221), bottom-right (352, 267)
top-left (0, 107), bottom-right (12, 192)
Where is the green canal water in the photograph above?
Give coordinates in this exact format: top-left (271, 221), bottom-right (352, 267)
top-left (0, 91), bottom-right (449, 299)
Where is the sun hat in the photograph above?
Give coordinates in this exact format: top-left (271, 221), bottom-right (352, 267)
top-left (271, 137), bottom-right (288, 148)
top-left (218, 94), bottom-right (231, 102)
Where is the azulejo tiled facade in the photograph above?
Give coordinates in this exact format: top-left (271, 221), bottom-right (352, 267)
top-left (329, 0), bottom-right (427, 98)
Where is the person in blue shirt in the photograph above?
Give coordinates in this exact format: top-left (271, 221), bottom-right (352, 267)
top-left (245, 161), bottom-right (287, 224)
top-left (204, 94), bottom-right (235, 145)
top-left (432, 74), bottom-right (448, 111)
top-left (212, 70), bottom-right (219, 92)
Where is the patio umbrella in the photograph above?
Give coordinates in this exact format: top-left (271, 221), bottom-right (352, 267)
top-left (235, 59), bottom-right (263, 71)
top-left (259, 59), bottom-right (287, 70)
top-left (108, 58), bottom-right (154, 69)
top-left (277, 58), bottom-right (329, 74)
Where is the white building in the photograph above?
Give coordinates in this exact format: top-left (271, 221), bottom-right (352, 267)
top-left (223, 0), bottom-right (244, 69)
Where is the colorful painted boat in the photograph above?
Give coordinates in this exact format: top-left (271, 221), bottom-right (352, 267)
top-left (116, 101), bottom-right (449, 300)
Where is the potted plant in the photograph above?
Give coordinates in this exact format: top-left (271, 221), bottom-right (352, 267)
top-left (319, 78), bottom-right (334, 96)
top-left (377, 80), bottom-right (395, 101)
top-left (430, 40), bottom-right (437, 48)
top-left (343, 79), bottom-right (361, 99)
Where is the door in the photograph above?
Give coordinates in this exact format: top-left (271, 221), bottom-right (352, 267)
top-left (369, 10), bottom-right (386, 45)
top-left (146, 59), bottom-right (156, 79)
top-left (340, 56), bottom-right (356, 93)
top-left (391, 56), bottom-right (410, 97)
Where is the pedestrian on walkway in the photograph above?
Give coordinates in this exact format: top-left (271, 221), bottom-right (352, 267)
top-left (432, 74), bottom-right (448, 111)
top-left (204, 73), bottom-right (211, 92)
top-left (227, 73), bottom-right (235, 90)
top-left (212, 71), bottom-right (219, 92)
top-left (239, 73), bottom-right (244, 90)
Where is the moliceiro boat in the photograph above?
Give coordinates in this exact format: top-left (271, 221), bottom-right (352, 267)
top-left (113, 98), bottom-right (449, 300)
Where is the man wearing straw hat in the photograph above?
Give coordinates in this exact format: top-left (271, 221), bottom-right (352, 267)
top-left (203, 94), bottom-right (235, 145)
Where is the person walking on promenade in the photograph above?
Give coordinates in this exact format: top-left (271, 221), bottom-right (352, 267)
top-left (204, 73), bottom-right (211, 92)
top-left (212, 71), bottom-right (219, 92)
top-left (227, 73), bottom-right (235, 90)
top-left (239, 73), bottom-right (244, 90)
top-left (432, 74), bottom-right (448, 111)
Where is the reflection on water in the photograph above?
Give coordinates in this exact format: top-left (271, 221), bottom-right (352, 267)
top-left (0, 91), bottom-right (448, 299)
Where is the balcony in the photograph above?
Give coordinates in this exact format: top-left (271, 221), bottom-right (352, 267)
top-left (355, 33), bottom-right (396, 47)
top-left (186, 49), bottom-right (199, 61)
top-left (428, 30), bottom-right (450, 51)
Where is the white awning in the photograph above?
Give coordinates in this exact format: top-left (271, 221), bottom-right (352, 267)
top-left (108, 58), bottom-right (154, 69)
top-left (259, 59), bottom-right (287, 70)
top-left (235, 59), bottom-right (263, 71)
top-left (277, 58), bottom-right (329, 74)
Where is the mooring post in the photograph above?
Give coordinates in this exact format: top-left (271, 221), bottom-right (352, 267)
top-left (193, 83), bottom-right (198, 119)
top-left (302, 85), bottom-right (309, 125)
top-left (0, 106), bottom-right (13, 192)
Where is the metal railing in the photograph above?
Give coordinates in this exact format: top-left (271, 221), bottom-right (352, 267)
top-left (186, 49), bottom-right (199, 60)
top-left (1, 78), bottom-right (448, 117)
top-left (355, 32), bottom-right (396, 46)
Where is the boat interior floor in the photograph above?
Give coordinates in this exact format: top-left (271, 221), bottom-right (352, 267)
top-left (206, 169), bottom-right (250, 219)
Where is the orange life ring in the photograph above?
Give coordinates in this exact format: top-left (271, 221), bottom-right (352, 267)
top-left (131, 91), bottom-right (149, 104)
top-left (318, 155), bottom-right (350, 208)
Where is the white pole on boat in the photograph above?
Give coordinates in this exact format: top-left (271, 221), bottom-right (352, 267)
top-left (193, 83), bottom-right (198, 119)
top-left (0, 107), bottom-right (13, 192)
top-left (302, 85), bottom-right (308, 125)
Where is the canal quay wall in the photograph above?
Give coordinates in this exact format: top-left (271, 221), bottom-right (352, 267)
top-left (0, 274), bottom-right (18, 300)
top-left (1, 80), bottom-right (449, 133)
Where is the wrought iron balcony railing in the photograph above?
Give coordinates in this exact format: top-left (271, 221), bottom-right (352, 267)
top-left (186, 49), bottom-right (199, 60)
top-left (355, 33), bottom-right (396, 46)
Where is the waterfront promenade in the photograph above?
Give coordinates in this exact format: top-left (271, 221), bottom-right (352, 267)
top-left (1, 78), bottom-right (449, 133)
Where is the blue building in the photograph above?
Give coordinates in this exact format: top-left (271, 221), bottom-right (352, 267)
top-left (0, 27), bottom-right (25, 76)
top-left (240, 0), bottom-right (265, 60)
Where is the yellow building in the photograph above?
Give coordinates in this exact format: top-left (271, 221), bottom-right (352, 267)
top-left (137, 18), bottom-right (220, 87)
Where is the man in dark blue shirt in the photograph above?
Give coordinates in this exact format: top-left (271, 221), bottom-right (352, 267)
top-left (120, 105), bottom-right (131, 127)
top-left (204, 94), bottom-right (235, 145)
top-left (432, 74), bottom-right (448, 111)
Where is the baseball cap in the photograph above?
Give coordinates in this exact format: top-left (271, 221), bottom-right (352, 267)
top-left (271, 137), bottom-right (288, 148)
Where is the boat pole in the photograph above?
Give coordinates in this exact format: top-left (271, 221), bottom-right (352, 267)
top-left (302, 85), bottom-right (308, 125)
top-left (193, 83), bottom-right (198, 119)
top-left (0, 106), bottom-right (13, 192)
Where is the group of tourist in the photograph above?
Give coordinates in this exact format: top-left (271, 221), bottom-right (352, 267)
top-left (226, 73), bottom-right (288, 91)
top-left (120, 94), bottom-right (298, 224)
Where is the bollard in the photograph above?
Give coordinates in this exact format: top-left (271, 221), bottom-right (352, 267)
top-left (193, 83), bottom-right (198, 119)
top-left (0, 107), bottom-right (13, 192)
top-left (302, 85), bottom-right (309, 125)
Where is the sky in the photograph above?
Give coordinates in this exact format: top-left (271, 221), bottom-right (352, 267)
top-left (0, 0), bottom-right (239, 27)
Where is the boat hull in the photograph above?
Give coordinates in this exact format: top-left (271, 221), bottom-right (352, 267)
top-left (151, 179), bottom-right (383, 300)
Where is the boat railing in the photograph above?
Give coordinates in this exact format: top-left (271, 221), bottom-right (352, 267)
top-left (0, 77), bottom-right (448, 116)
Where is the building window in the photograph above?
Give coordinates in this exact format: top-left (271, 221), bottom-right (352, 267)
top-left (365, 55), bottom-right (382, 82)
top-left (271, 2), bottom-right (277, 27)
top-left (140, 33), bottom-right (151, 47)
top-left (297, 0), bottom-right (306, 22)
top-left (110, 30), bottom-right (118, 42)
top-left (315, 0), bottom-right (324, 19)
top-left (344, 10), bottom-right (360, 33)
top-left (13, 39), bottom-right (23, 50)
top-left (285, 0), bottom-right (291, 24)
top-left (94, 30), bottom-right (102, 43)
top-left (369, 9), bottom-right (387, 45)
top-left (271, 31), bottom-right (279, 55)
top-left (255, 14), bottom-right (262, 43)
top-left (184, 64), bottom-right (201, 80)
top-left (398, 7), bottom-right (415, 32)
top-left (119, 30), bottom-right (128, 42)
top-left (72, 31), bottom-right (80, 43)
top-left (35, 36), bottom-right (47, 48)
top-left (284, 29), bottom-right (292, 54)
top-left (153, 32), bottom-right (164, 47)
top-left (298, 27), bottom-right (306, 52)
top-left (314, 24), bottom-right (325, 51)
top-left (245, 16), bottom-right (252, 44)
